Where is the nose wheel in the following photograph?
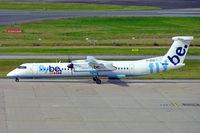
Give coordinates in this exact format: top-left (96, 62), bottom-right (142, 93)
top-left (93, 76), bottom-right (101, 84)
top-left (15, 78), bottom-right (19, 82)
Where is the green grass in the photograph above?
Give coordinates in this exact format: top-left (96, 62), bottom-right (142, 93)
top-left (0, 1), bottom-right (161, 11)
top-left (1, 59), bottom-right (199, 79)
top-left (0, 17), bottom-right (199, 47)
top-left (0, 47), bottom-right (199, 55)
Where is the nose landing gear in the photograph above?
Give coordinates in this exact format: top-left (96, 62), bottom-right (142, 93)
top-left (93, 76), bottom-right (101, 84)
top-left (15, 78), bottom-right (19, 82)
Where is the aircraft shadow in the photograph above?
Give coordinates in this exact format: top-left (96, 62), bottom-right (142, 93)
top-left (106, 78), bottom-right (130, 87)
top-left (107, 79), bottom-right (200, 84)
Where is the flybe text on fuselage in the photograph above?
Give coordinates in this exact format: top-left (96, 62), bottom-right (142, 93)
top-left (39, 65), bottom-right (62, 74)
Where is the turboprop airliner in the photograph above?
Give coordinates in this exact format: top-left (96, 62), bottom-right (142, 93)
top-left (7, 36), bottom-right (193, 84)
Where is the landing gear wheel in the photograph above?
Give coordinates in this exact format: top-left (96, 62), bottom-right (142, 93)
top-left (96, 79), bottom-right (101, 84)
top-left (15, 78), bottom-right (19, 82)
top-left (93, 75), bottom-right (101, 84)
top-left (93, 77), bottom-right (97, 81)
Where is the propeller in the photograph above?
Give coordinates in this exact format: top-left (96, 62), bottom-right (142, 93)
top-left (67, 56), bottom-right (74, 75)
top-left (67, 63), bottom-right (74, 70)
top-left (67, 56), bottom-right (72, 63)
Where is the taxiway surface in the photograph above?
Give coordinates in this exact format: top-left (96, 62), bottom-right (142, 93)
top-left (0, 79), bottom-right (200, 133)
top-left (1, 10), bottom-right (200, 25)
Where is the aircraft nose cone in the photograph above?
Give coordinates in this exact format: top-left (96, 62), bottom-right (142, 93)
top-left (7, 71), bottom-right (16, 77)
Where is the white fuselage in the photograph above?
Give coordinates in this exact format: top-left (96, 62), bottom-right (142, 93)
top-left (6, 57), bottom-right (183, 78)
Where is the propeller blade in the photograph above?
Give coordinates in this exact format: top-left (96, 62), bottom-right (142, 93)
top-left (71, 69), bottom-right (73, 75)
top-left (67, 56), bottom-right (71, 63)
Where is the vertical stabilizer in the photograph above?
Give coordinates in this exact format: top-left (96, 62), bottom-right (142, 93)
top-left (162, 36), bottom-right (193, 66)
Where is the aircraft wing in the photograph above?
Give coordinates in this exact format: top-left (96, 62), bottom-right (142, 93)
top-left (86, 56), bottom-right (116, 70)
top-left (73, 56), bottom-right (116, 73)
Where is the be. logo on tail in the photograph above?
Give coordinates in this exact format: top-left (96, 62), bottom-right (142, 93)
top-left (167, 45), bottom-right (188, 65)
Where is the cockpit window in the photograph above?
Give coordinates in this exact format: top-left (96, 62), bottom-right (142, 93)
top-left (17, 66), bottom-right (27, 69)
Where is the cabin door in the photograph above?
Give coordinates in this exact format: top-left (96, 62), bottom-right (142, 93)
top-left (32, 65), bottom-right (38, 75)
top-left (129, 64), bottom-right (135, 75)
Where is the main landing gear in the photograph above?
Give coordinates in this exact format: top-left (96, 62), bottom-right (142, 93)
top-left (93, 76), bottom-right (101, 84)
top-left (15, 78), bottom-right (19, 82)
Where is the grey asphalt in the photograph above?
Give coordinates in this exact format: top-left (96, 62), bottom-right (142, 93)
top-left (0, 79), bottom-right (200, 133)
top-left (1, 9), bottom-right (200, 25)
top-left (0, 54), bottom-right (200, 60)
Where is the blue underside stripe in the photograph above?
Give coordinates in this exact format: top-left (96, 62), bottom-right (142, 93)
top-left (107, 75), bottom-right (126, 77)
